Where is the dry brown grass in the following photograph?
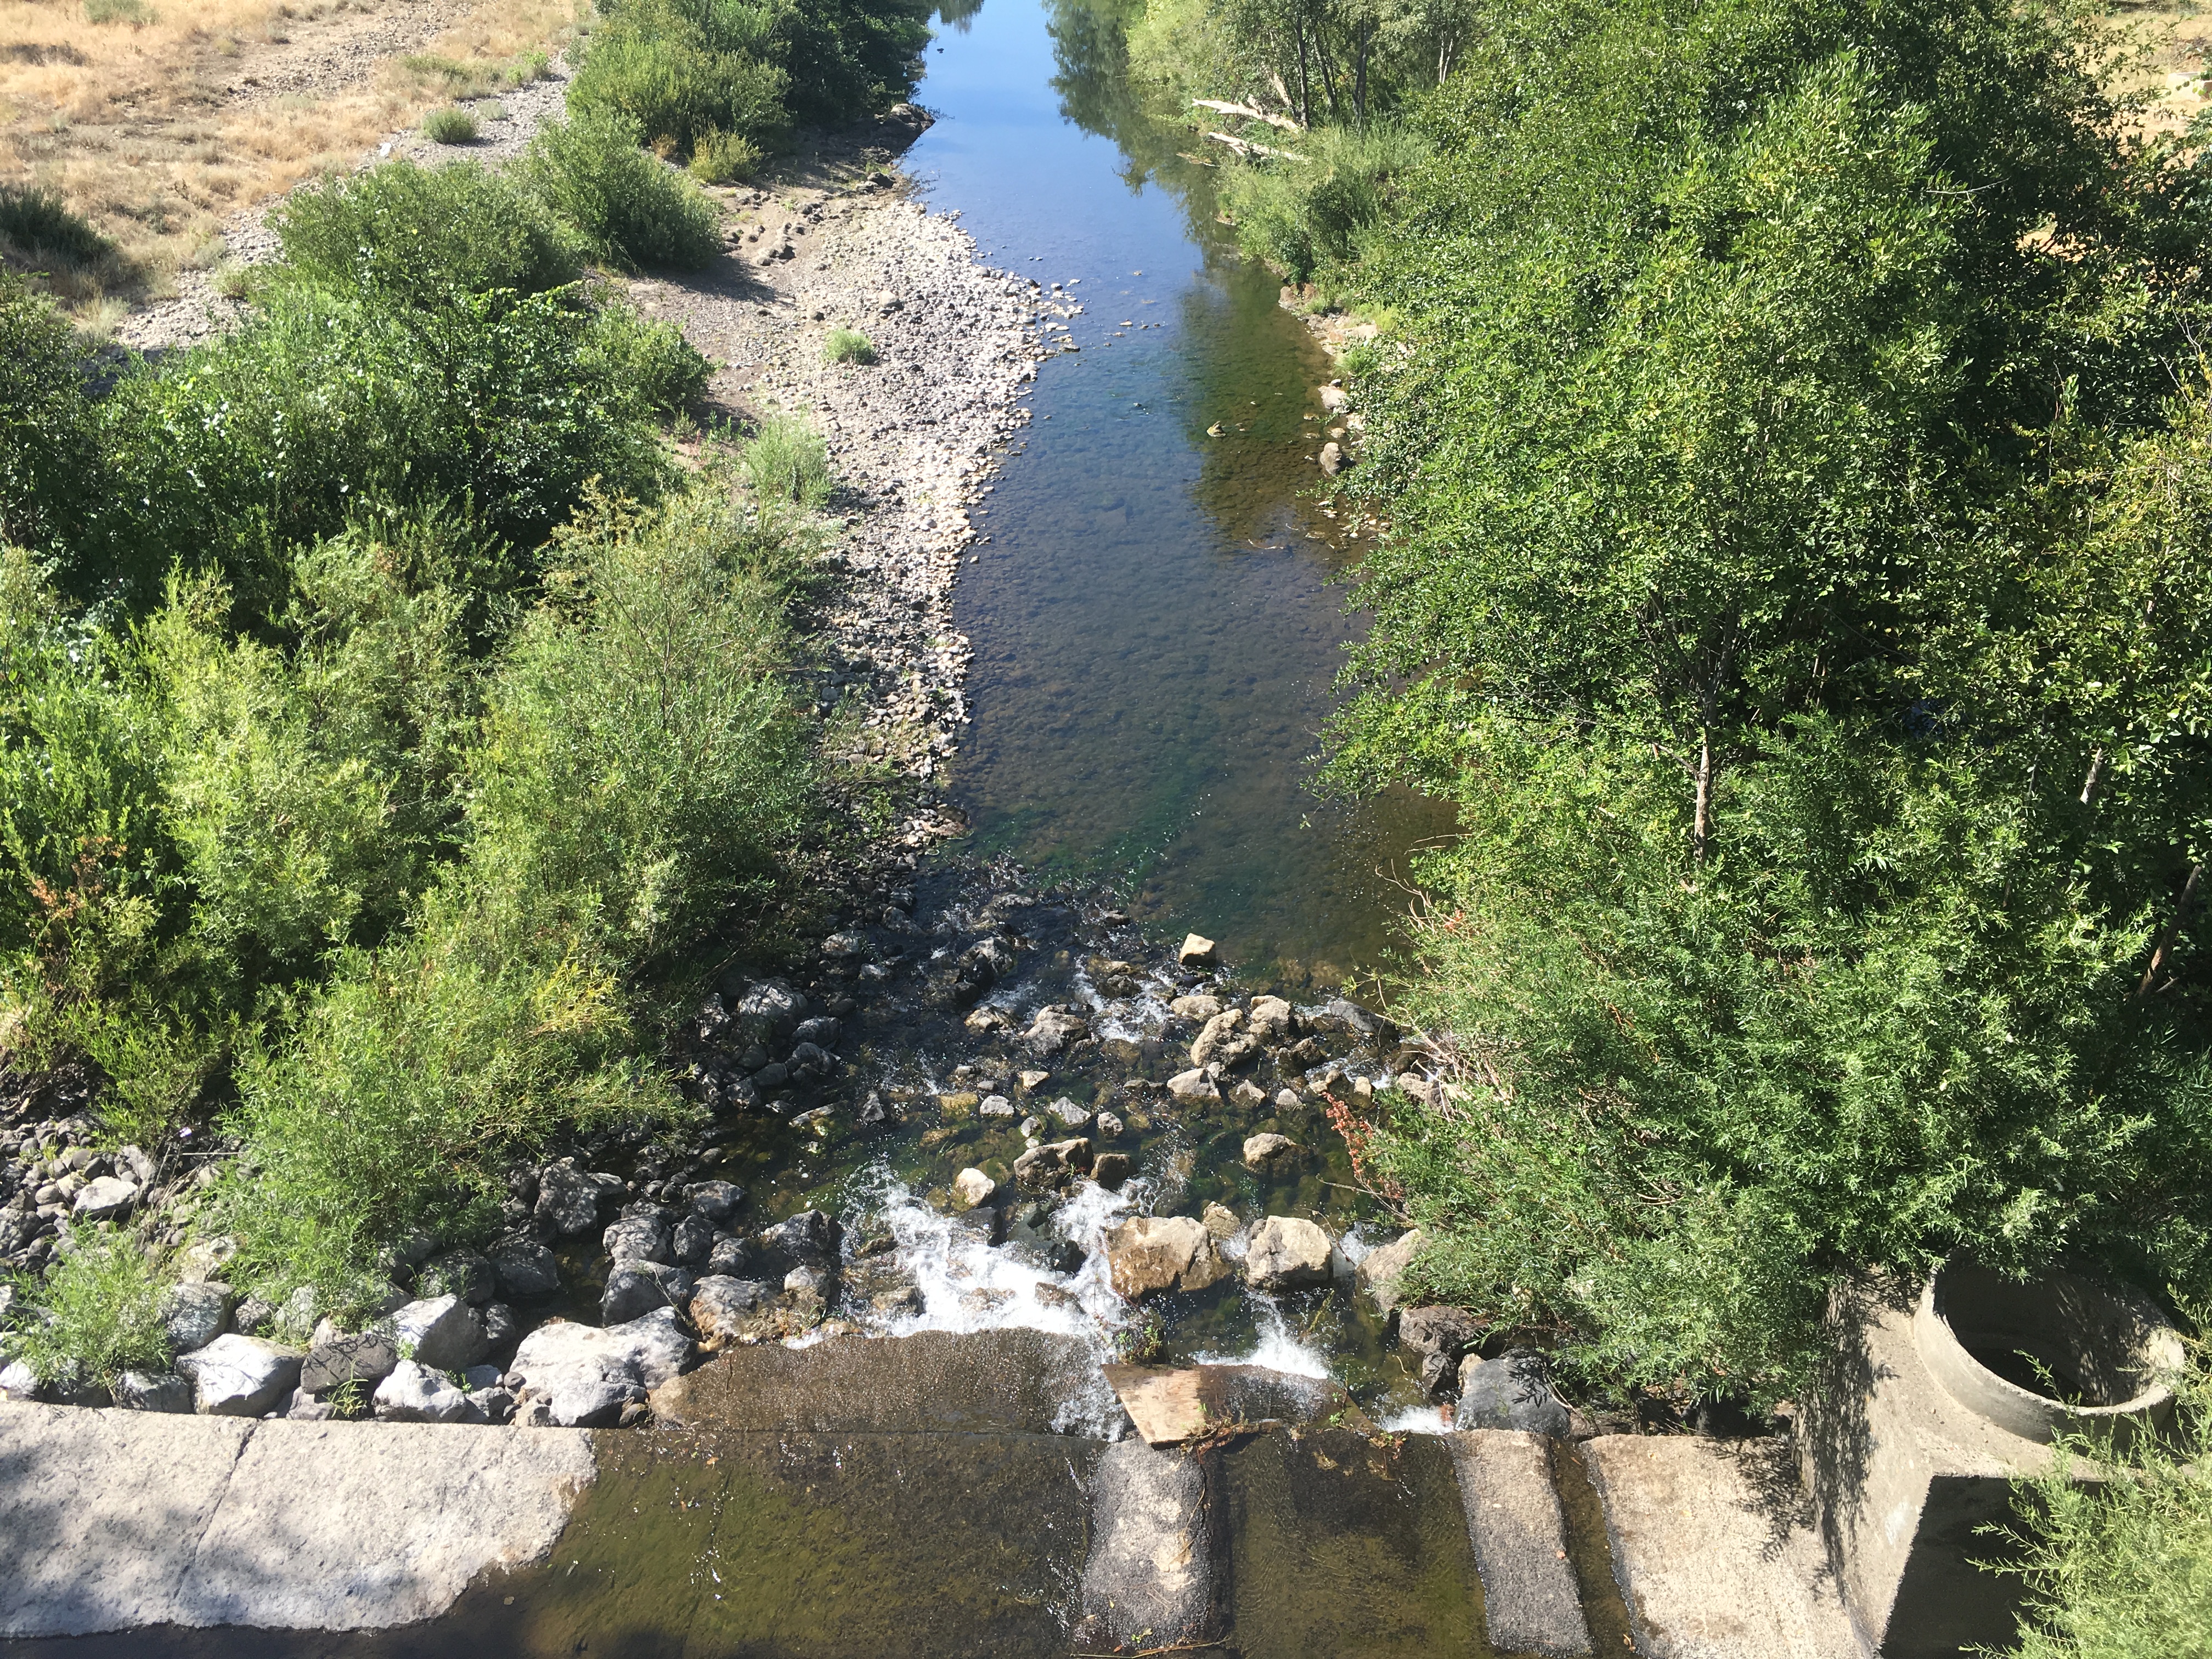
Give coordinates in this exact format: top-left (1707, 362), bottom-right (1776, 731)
top-left (0, 0), bottom-right (579, 317)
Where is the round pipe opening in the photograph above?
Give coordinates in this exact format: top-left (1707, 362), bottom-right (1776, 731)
top-left (1914, 1255), bottom-right (2184, 1445)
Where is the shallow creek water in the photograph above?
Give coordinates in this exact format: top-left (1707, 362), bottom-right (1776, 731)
top-left (684, 0), bottom-right (1464, 1429)
top-left (917, 0), bottom-right (1454, 991)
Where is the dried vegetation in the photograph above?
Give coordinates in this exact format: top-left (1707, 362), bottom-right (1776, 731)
top-left (0, 0), bottom-right (580, 319)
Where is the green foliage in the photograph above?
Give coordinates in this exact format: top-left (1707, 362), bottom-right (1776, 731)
top-left (222, 485), bottom-right (816, 1307)
top-left (1218, 119), bottom-right (1425, 281)
top-left (96, 277), bottom-right (673, 605)
top-left (739, 412), bottom-right (834, 507)
top-left (582, 303), bottom-right (712, 413)
top-left (821, 325), bottom-right (874, 365)
top-left (0, 274), bottom-right (99, 557)
top-left (690, 127), bottom-right (765, 183)
top-left (3, 1229), bottom-right (170, 1390)
top-left (567, 0), bottom-right (929, 156)
top-left (82, 0), bottom-right (156, 25)
top-left (519, 114), bottom-right (724, 270)
top-left (571, 0), bottom-right (792, 154)
top-left (0, 185), bottom-right (117, 270)
top-left (1991, 1337), bottom-right (2212, 1657)
top-left (1299, 0), bottom-right (2212, 1396)
top-left (271, 161), bottom-right (585, 313)
top-left (422, 106), bottom-right (481, 144)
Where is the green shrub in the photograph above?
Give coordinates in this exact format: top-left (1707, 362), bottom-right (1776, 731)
top-left (774, 0), bottom-right (932, 127)
top-left (0, 274), bottom-right (101, 556)
top-left (221, 484), bottom-right (816, 1307)
top-left (421, 106), bottom-right (480, 145)
top-left (821, 326), bottom-right (874, 366)
top-left (2, 1229), bottom-right (170, 1391)
top-left (739, 412), bottom-right (833, 507)
top-left (271, 161), bottom-right (584, 313)
top-left (1219, 122), bottom-right (1427, 284)
top-left (583, 303), bottom-right (711, 414)
top-left (1993, 1336), bottom-right (2212, 1657)
top-left (518, 114), bottom-right (723, 271)
top-left (690, 128), bottom-right (764, 184)
top-left (569, 0), bottom-right (791, 156)
top-left (0, 185), bottom-right (116, 270)
top-left (98, 280), bottom-right (674, 604)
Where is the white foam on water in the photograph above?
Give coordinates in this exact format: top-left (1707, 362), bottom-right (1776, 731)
top-left (1377, 1402), bottom-right (1452, 1435)
top-left (1193, 1295), bottom-right (1332, 1380)
top-left (838, 1161), bottom-right (1138, 1356)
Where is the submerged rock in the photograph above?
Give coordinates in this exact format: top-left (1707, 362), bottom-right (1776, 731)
top-left (1242, 1132), bottom-right (1301, 1174)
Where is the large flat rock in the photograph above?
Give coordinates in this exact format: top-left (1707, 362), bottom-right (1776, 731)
top-left (1, 1427), bottom-right (1104, 1659)
top-left (651, 1327), bottom-right (1120, 1435)
top-left (1583, 1435), bottom-right (1861, 1659)
top-left (1103, 1362), bottom-right (1358, 1445)
top-left (1449, 1430), bottom-right (1593, 1657)
top-left (0, 1404), bottom-right (592, 1638)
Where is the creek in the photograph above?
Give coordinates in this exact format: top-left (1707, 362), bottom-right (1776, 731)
top-left (693, 0), bottom-right (1454, 1428)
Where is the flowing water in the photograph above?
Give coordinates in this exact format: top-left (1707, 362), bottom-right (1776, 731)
top-left (685, 0), bottom-right (1466, 1424)
top-left (915, 0), bottom-right (1455, 995)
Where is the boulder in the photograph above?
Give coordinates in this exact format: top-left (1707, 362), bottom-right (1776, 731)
top-left (1169, 994), bottom-right (1223, 1022)
top-left (1242, 1132), bottom-right (1301, 1174)
top-left (1090, 1152), bottom-right (1133, 1190)
top-left (1201, 1202), bottom-right (1240, 1240)
top-left (373, 1359), bottom-right (480, 1424)
top-left (1400, 1304), bottom-right (1487, 1398)
top-left (1047, 1098), bottom-right (1093, 1130)
top-left (482, 1301), bottom-right (520, 1352)
top-left (1229, 1079), bottom-right (1267, 1110)
top-left (300, 1331), bottom-right (399, 1396)
top-left (1189, 1010), bottom-right (1251, 1069)
top-left (601, 1261), bottom-right (696, 1324)
top-left (533, 1163), bottom-right (602, 1236)
top-left (603, 1211), bottom-right (673, 1266)
top-left (690, 1276), bottom-right (775, 1350)
top-left (1108, 1216), bottom-right (1227, 1299)
top-left (113, 1370), bottom-right (192, 1413)
top-left (758, 1209), bottom-right (842, 1267)
top-left (1318, 441), bottom-right (1344, 476)
top-left (671, 1211), bottom-right (715, 1265)
top-left (733, 978), bottom-right (808, 1041)
top-left (159, 1282), bottom-right (231, 1354)
top-left (791, 1015), bottom-right (841, 1048)
top-left (1247, 995), bottom-right (1298, 1044)
top-left (979, 1094), bottom-right (1017, 1118)
top-left (510, 1308), bottom-right (695, 1427)
top-left (71, 1176), bottom-right (137, 1220)
top-left (1356, 1228), bottom-right (1424, 1314)
top-left (705, 1233), bottom-right (755, 1277)
top-left (1177, 933), bottom-right (1218, 967)
top-left (491, 1237), bottom-right (561, 1300)
top-left (174, 1236), bottom-right (239, 1284)
top-left (1166, 1068), bottom-right (1219, 1106)
top-left (952, 1167), bottom-right (997, 1210)
top-left (685, 1180), bottom-right (744, 1223)
top-left (1243, 1217), bottom-right (1333, 1293)
top-left (1457, 1350), bottom-right (1570, 1436)
top-left (416, 1249), bottom-right (495, 1306)
top-left (1023, 1007), bottom-right (1090, 1056)
top-left (1013, 1137), bottom-right (1092, 1189)
top-left (389, 1295), bottom-right (489, 1372)
top-left (175, 1334), bottom-right (303, 1417)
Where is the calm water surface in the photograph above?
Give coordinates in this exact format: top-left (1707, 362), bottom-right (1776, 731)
top-left (906, 0), bottom-right (1453, 992)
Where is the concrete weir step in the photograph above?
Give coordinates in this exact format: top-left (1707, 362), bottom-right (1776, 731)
top-left (0, 1333), bottom-right (1863, 1658)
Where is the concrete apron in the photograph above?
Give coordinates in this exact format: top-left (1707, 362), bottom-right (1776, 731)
top-left (0, 1330), bottom-right (1867, 1658)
